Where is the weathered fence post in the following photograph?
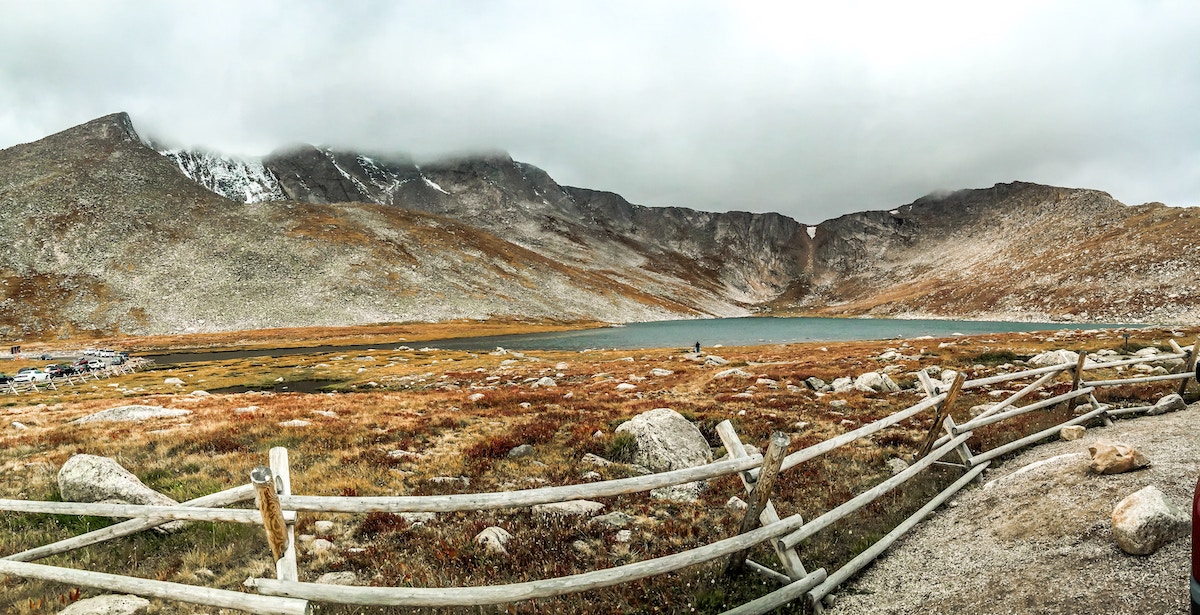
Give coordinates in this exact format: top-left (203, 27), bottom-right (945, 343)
top-left (1177, 340), bottom-right (1199, 397)
top-left (915, 372), bottom-right (965, 460)
top-left (269, 447), bottom-right (299, 582)
top-left (916, 370), bottom-right (973, 464)
top-left (725, 431), bottom-right (790, 576)
top-left (251, 466), bottom-right (290, 575)
top-left (1065, 352), bottom-right (1087, 413)
top-left (716, 421), bottom-right (809, 581)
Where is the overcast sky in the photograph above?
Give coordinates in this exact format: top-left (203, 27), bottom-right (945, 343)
top-left (1, 1), bottom-right (1197, 222)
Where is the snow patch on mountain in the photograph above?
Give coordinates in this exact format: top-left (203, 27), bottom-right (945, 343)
top-left (160, 149), bottom-right (285, 203)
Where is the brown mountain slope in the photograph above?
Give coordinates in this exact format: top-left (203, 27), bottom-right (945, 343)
top-left (0, 114), bottom-right (695, 338)
top-left (796, 182), bottom-right (1200, 323)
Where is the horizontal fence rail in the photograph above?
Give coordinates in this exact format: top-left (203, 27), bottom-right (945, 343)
top-left (0, 344), bottom-right (1193, 614)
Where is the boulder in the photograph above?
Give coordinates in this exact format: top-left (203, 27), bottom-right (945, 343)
top-left (615, 383), bottom-right (638, 392)
top-left (1028, 350), bottom-right (1096, 368)
top-left (474, 526), bottom-right (513, 554)
top-left (1087, 439), bottom-right (1151, 474)
top-left (649, 368), bottom-right (674, 377)
top-left (1111, 485), bottom-right (1189, 555)
top-left (1060, 425), bottom-right (1086, 441)
top-left (1146, 393), bottom-right (1186, 416)
top-left (533, 377), bottom-right (557, 388)
top-left (163, 377), bottom-right (185, 386)
top-left (725, 496), bottom-right (749, 512)
top-left (713, 368), bottom-right (751, 379)
top-left (507, 444), bottom-right (534, 459)
top-left (58, 595), bottom-right (150, 615)
top-left (854, 372), bottom-right (884, 392)
top-left (704, 355), bottom-right (729, 366)
top-left (831, 377), bottom-right (853, 393)
top-left (804, 376), bottom-right (827, 390)
top-left (71, 405), bottom-right (190, 424)
top-left (467, 392), bottom-right (485, 402)
top-left (58, 455), bottom-right (177, 509)
top-left (878, 374), bottom-right (901, 392)
top-left (614, 408), bottom-right (712, 473)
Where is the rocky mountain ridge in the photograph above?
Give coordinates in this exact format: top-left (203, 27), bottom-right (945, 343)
top-left (2, 112), bottom-right (1199, 339)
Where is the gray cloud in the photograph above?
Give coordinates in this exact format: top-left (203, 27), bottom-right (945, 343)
top-left (1, 0), bottom-right (1197, 222)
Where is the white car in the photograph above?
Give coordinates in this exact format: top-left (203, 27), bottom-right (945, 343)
top-left (13, 369), bottom-right (49, 383)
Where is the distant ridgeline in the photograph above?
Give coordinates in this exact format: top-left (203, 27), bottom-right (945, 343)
top-left (1, 111), bottom-right (1198, 337)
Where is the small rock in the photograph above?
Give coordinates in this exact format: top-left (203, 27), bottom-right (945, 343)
top-left (651, 482), bottom-right (703, 503)
top-left (582, 453), bottom-right (614, 467)
top-left (474, 526), bottom-right (513, 555)
top-left (804, 376), bottom-right (827, 390)
top-left (791, 421), bottom-right (809, 431)
top-left (429, 476), bottom-right (470, 487)
top-left (314, 520), bottom-right (335, 534)
top-left (11, 421), bottom-right (28, 430)
top-left (507, 444), bottom-right (534, 459)
top-left (831, 377), bottom-right (853, 393)
top-left (581, 471), bottom-right (603, 481)
top-left (386, 449), bottom-right (423, 461)
top-left (533, 500), bottom-right (605, 516)
top-left (316, 571), bottom-right (358, 585)
top-left (1146, 393), bottom-right (1186, 416)
top-left (467, 393), bottom-right (485, 402)
top-left (968, 404), bottom-right (994, 417)
top-left (886, 458), bottom-right (909, 475)
top-left (1112, 485), bottom-right (1189, 555)
top-left (308, 538), bottom-right (334, 555)
top-left (1060, 425), bottom-right (1086, 441)
top-left (1088, 439), bottom-right (1151, 474)
top-left (400, 512), bottom-right (436, 524)
top-left (593, 511), bottom-right (635, 528)
top-left (830, 399), bottom-right (848, 409)
top-left (615, 383), bottom-right (637, 392)
top-left (58, 595), bottom-right (150, 615)
top-left (572, 539), bottom-right (594, 555)
top-left (726, 496), bottom-right (748, 512)
top-left (705, 355), bottom-right (729, 366)
top-left (278, 419), bottom-right (311, 428)
top-left (189, 390), bottom-right (211, 397)
top-left (533, 377), bottom-right (557, 388)
top-left (163, 377), bottom-right (185, 386)
top-left (614, 529), bottom-right (633, 542)
top-left (755, 378), bottom-right (778, 387)
top-left (649, 368), bottom-right (674, 377)
top-left (555, 362), bottom-right (570, 370)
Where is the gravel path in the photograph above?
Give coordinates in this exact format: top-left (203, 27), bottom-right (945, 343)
top-left (830, 404), bottom-right (1199, 615)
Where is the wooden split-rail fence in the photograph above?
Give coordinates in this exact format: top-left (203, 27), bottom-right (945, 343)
top-left (0, 344), bottom-right (1196, 614)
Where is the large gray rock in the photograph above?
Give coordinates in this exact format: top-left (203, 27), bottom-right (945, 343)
top-left (58, 594), bottom-right (149, 615)
top-left (58, 455), bottom-right (178, 510)
top-left (71, 405), bottom-right (190, 424)
top-left (1146, 393), bottom-right (1186, 416)
top-left (1111, 485), bottom-right (1189, 555)
top-left (615, 408), bottom-right (712, 473)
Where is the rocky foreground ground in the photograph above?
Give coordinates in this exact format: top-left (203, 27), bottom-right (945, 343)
top-left (831, 403), bottom-right (1198, 615)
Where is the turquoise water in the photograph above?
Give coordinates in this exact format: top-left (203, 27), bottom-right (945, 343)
top-left (147, 316), bottom-right (1136, 364)
top-left (429, 316), bottom-right (1131, 352)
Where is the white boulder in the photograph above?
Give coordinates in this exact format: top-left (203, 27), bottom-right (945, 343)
top-left (474, 526), bottom-right (514, 554)
top-left (1111, 485), bottom-right (1189, 555)
top-left (71, 405), bottom-right (190, 424)
top-left (58, 595), bottom-right (150, 615)
top-left (58, 455), bottom-right (177, 509)
top-left (614, 408), bottom-right (713, 473)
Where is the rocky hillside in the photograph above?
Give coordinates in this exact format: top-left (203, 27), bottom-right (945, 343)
top-left (3, 112), bottom-right (1199, 338)
top-left (0, 114), bottom-right (696, 338)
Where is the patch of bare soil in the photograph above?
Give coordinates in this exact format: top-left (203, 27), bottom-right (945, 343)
top-left (831, 404), bottom-right (1200, 615)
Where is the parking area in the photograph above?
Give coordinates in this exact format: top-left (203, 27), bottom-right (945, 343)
top-left (1, 349), bottom-right (150, 395)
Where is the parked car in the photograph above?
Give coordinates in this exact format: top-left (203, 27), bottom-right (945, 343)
top-left (0, 373), bottom-right (11, 385)
top-left (72, 358), bottom-right (103, 372)
top-left (45, 363), bottom-right (75, 377)
top-left (13, 369), bottom-right (49, 383)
